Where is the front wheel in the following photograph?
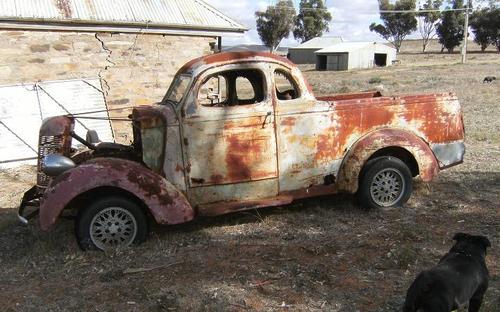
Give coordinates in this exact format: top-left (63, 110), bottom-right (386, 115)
top-left (76, 196), bottom-right (148, 251)
top-left (357, 156), bottom-right (412, 210)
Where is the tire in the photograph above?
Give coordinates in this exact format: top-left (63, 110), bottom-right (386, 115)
top-left (76, 196), bottom-right (148, 251)
top-left (357, 156), bottom-right (412, 210)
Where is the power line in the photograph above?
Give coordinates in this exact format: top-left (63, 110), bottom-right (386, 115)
top-left (260, 6), bottom-right (472, 14)
top-left (380, 8), bottom-right (470, 13)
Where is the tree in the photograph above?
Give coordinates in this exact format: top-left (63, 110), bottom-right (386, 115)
top-left (470, 8), bottom-right (492, 51)
top-left (369, 0), bottom-right (418, 53)
top-left (293, 0), bottom-right (332, 43)
top-left (417, 0), bottom-right (443, 52)
top-left (470, 7), bottom-right (500, 52)
top-left (255, 1), bottom-right (296, 53)
top-left (436, 0), bottom-right (465, 53)
top-left (491, 8), bottom-right (500, 52)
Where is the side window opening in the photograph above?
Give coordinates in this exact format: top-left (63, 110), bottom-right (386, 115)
top-left (198, 75), bottom-right (227, 107)
top-left (274, 70), bottom-right (300, 101)
top-left (199, 69), bottom-right (265, 107)
top-left (236, 77), bottom-right (255, 102)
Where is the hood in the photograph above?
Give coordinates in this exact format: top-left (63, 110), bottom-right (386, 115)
top-left (132, 104), bottom-right (179, 129)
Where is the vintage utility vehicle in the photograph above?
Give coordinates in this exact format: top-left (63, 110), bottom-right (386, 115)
top-left (19, 52), bottom-right (465, 250)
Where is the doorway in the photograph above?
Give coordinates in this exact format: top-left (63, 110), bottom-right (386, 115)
top-left (316, 55), bottom-right (327, 71)
top-left (374, 53), bottom-right (387, 67)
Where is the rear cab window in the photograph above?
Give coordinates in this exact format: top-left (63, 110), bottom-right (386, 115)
top-left (274, 69), bottom-right (300, 101)
top-left (198, 69), bottom-right (267, 108)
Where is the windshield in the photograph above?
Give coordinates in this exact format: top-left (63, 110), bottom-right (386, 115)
top-left (163, 74), bottom-right (191, 104)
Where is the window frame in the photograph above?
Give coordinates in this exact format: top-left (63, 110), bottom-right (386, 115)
top-left (162, 74), bottom-right (192, 105)
top-left (273, 68), bottom-right (302, 102)
top-left (194, 67), bottom-right (269, 110)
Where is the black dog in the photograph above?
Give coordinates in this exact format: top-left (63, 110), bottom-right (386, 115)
top-left (483, 76), bottom-right (496, 83)
top-left (403, 233), bottom-right (491, 312)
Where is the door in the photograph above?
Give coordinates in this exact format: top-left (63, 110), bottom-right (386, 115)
top-left (327, 53), bottom-right (348, 71)
top-left (182, 65), bottom-right (278, 205)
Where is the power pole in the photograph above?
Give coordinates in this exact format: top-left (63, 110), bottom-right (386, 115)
top-left (461, 1), bottom-right (470, 64)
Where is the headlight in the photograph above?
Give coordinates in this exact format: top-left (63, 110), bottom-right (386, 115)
top-left (42, 154), bottom-right (76, 177)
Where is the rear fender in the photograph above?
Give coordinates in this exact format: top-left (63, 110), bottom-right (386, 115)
top-left (337, 129), bottom-right (439, 193)
top-left (39, 158), bottom-right (194, 231)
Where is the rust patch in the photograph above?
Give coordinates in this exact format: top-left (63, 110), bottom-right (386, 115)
top-left (54, 0), bottom-right (72, 18)
top-left (126, 170), bottom-right (172, 206)
top-left (318, 91), bottom-right (382, 102)
top-left (178, 51), bottom-right (296, 75)
top-left (401, 95), bottom-right (463, 143)
top-left (281, 185), bottom-right (337, 200)
top-left (198, 195), bottom-right (293, 217)
top-left (132, 106), bottom-right (166, 129)
top-left (210, 174), bottom-right (224, 184)
top-left (225, 134), bottom-right (262, 181)
top-left (280, 117), bottom-right (296, 127)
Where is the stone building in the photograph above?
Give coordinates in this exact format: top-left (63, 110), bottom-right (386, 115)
top-left (0, 0), bottom-right (246, 141)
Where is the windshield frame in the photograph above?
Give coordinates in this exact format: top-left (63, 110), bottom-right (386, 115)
top-left (162, 74), bottom-right (192, 105)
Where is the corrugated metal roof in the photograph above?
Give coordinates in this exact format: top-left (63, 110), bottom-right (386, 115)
top-left (290, 36), bottom-right (344, 50)
top-left (0, 0), bottom-right (246, 32)
top-left (316, 42), bottom-right (376, 54)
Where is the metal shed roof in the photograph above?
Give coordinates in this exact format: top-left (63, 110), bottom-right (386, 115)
top-left (289, 36), bottom-right (344, 50)
top-left (0, 0), bottom-right (247, 35)
top-left (316, 42), bottom-right (395, 54)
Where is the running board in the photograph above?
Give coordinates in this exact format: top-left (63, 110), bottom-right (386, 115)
top-left (197, 195), bottom-right (294, 217)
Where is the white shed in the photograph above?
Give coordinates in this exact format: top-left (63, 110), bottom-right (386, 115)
top-left (315, 42), bottom-right (397, 71)
top-left (288, 36), bottom-right (344, 64)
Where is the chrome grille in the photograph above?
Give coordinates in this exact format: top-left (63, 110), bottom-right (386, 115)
top-left (37, 135), bottom-right (65, 188)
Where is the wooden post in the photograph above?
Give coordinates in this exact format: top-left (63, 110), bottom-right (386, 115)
top-left (462, 2), bottom-right (470, 64)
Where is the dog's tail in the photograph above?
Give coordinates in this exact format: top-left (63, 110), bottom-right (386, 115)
top-left (403, 271), bottom-right (435, 312)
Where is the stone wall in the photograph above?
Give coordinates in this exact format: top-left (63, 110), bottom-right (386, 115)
top-left (0, 30), bottom-right (216, 141)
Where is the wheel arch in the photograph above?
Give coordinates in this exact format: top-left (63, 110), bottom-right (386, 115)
top-left (336, 128), bottom-right (439, 193)
top-left (39, 158), bottom-right (195, 231)
top-left (368, 146), bottom-right (419, 177)
top-left (69, 186), bottom-right (151, 218)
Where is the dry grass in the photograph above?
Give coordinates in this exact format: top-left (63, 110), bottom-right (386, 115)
top-left (0, 50), bottom-right (499, 311)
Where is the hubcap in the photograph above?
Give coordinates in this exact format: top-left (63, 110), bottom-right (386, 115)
top-left (90, 207), bottom-right (137, 250)
top-left (369, 168), bottom-right (405, 207)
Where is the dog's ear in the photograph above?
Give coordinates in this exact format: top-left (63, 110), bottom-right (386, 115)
top-left (477, 236), bottom-right (491, 249)
top-left (453, 232), bottom-right (469, 241)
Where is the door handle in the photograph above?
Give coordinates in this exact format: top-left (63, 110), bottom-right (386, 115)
top-left (262, 112), bottom-right (272, 128)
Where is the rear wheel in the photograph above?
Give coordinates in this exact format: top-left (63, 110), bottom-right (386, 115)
top-left (358, 156), bottom-right (412, 210)
top-left (76, 196), bottom-right (148, 251)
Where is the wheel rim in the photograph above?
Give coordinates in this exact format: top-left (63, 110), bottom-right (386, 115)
top-left (369, 168), bottom-right (405, 207)
top-left (90, 207), bottom-right (138, 250)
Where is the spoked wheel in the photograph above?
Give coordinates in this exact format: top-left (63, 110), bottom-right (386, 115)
top-left (358, 156), bottom-right (412, 210)
top-left (76, 196), bottom-right (148, 251)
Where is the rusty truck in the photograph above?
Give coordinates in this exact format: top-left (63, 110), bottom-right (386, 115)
top-left (18, 52), bottom-right (465, 250)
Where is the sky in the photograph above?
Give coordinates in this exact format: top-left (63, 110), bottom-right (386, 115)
top-left (204, 0), bottom-right (493, 47)
top-left (204, 0), bottom-right (388, 47)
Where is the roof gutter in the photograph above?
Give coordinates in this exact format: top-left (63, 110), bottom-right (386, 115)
top-left (0, 17), bottom-right (248, 36)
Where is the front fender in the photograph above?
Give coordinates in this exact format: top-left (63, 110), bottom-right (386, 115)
top-left (337, 129), bottom-right (439, 193)
top-left (39, 158), bottom-right (194, 231)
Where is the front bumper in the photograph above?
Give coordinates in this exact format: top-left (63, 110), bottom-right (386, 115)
top-left (18, 186), bottom-right (41, 225)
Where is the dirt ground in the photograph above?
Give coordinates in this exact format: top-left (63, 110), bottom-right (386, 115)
top-left (1, 49), bottom-right (499, 311)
